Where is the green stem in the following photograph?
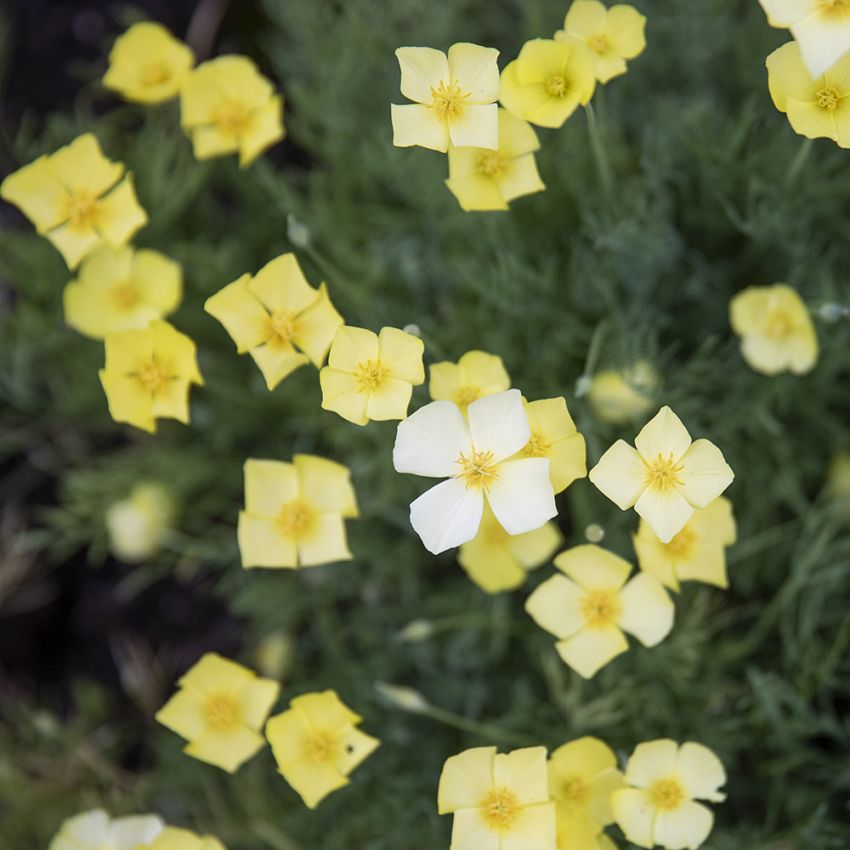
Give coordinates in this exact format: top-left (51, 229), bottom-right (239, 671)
top-left (585, 102), bottom-right (613, 195)
top-left (784, 137), bottom-right (813, 189)
top-left (421, 704), bottom-right (535, 747)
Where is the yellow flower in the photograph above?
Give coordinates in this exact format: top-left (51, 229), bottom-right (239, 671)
top-left (265, 690), bottom-right (380, 809)
top-left (633, 497), bottom-right (736, 591)
top-left (458, 503), bottom-right (562, 593)
top-left (48, 809), bottom-right (163, 850)
top-left (391, 43), bottom-right (500, 152)
top-left (99, 320), bottom-right (203, 433)
top-left (180, 56), bottom-right (285, 167)
top-left (517, 397), bottom-right (587, 494)
top-left (103, 21), bottom-right (194, 103)
top-left (588, 406), bottom-right (734, 543)
top-left (757, 0), bottom-right (850, 78)
top-left (155, 652), bottom-right (279, 773)
top-left (144, 827), bottom-right (227, 850)
top-left (204, 253), bottom-right (343, 390)
top-left (729, 283), bottom-right (818, 375)
top-left (0, 133), bottom-right (147, 269)
top-left (238, 454), bottom-right (358, 569)
top-left (555, 1), bottom-right (647, 83)
top-left (429, 349), bottom-right (510, 411)
top-left (612, 739), bottom-right (726, 850)
top-left (64, 245), bottom-right (182, 339)
top-left (588, 361), bottom-right (656, 425)
top-left (105, 482), bottom-right (173, 562)
top-left (549, 737), bottom-right (625, 850)
top-left (500, 38), bottom-right (596, 128)
top-left (525, 544), bottom-right (674, 678)
top-left (320, 326), bottom-right (424, 425)
top-left (826, 452), bottom-right (850, 517)
top-left (446, 108), bottom-right (545, 210)
top-left (438, 746), bottom-right (557, 850)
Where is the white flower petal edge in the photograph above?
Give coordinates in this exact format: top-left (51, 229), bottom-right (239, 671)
top-left (393, 399), bottom-right (472, 477)
top-left (409, 477), bottom-right (484, 554)
top-left (486, 457), bottom-right (556, 535)
top-left (467, 388), bottom-right (530, 461)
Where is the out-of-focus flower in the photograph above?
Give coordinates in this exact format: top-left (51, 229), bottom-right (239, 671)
top-left (48, 809), bottom-right (163, 850)
top-left (589, 406), bottom-right (734, 543)
top-left (612, 739), bottom-right (726, 850)
top-left (180, 56), bottom-right (284, 167)
top-left (155, 652), bottom-right (279, 773)
top-left (265, 690), bottom-right (380, 808)
top-left (0, 133), bottom-right (147, 269)
top-left (525, 544), bottom-right (674, 678)
top-left (374, 681), bottom-right (430, 713)
top-left (446, 108), bottom-right (544, 210)
top-left (391, 43), bottom-right (500, 152)
top-left (500, 38), bottom-right (596, 128)
top-left (99, 320), bottom-right (203, 433)
top-left (253, 631), bottom-right (295, 680)
top-left (205, 253), bottom-right (343, 390)
top-left (588, 361), bottom-right (656, 424)
top-left (555, 1), bottom-right (647, 83)
top-left (64, 245), bottom-right (182, 339)
top-left (106, 482), bottom-right (173, 562)
top-left (633, 497), bottom-right (736, 591)
top-left (729, 283), bottom-right (818, 375)
top-left (320, 326), bottom-right (424, 425)
top-left (826, 452), bottom-right (850, 517)
top-left (238, 454), bottom-right (358, 569)
top-left (428, 349), bottom-right (510, 411)
top-left (145, 827), bottom-right (227, 850)
top-left (103, 21), bottom-right (194, 103)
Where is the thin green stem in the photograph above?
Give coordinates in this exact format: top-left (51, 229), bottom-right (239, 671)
top-left (421, 704), bottom-right (535, 747)
top-left (784, 137), bottom-right (813, 189)
top-left (585, 102), bottom-right (613, 195)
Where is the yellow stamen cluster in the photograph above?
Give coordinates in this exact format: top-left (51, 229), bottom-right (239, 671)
top-left (269, 309), bottom-right (299, 345)
top-left (644, 453), bottom-right (684, 492)
top-left (276, 499), bottom-right (316, 538)
top-left (354, 358), bottom-right (389, 392)
top-left (816, 87), bottom-right (839, 110)
top-left (306, 729), bottom-right (336, 763)
top-left (141, 61), bottom-right (171, 86)
top-left (649, 777), bottom-right (685, 811)
top-left (454, 385), bottom-right (481, 407)
top-left (521, 431), bottom-right (551, 458)
top-left (204, 693), bottom-right (238, 731)
top-left (581, 589), bottom-right (621, 628)
top-left (430, 80), bottom-right (469, 119)
top-left (546, 74), bottom-right (568, 97)
top-left (561, 776), bottom-right (588, 803)
top-left (588, 34), bottom-right (610, 54)
top-left (476, 151), bottom-right (505, 177)
top-left (665, 525), bottom-right (697, 558)
top-left (67, 189), bottom-right (99, 230)
top-left (137, 360), bottom-right (169, 392)
top-left (456, 449), bottom-right (499, 490)
top-left (214, 101), bottom-right (251, 136)
top-left (480, 787), bottom-right (521, 832)
top-left (111, 281), bottom-right (140, 310)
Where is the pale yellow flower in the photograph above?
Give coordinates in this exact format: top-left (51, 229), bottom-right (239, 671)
top-left (429, 349), bottom-right (510, 411)
top-left (48, 809), bottom-right (163, 850)
top-left (105, 482), bottom-right (173, 562)
top-left (588, 361), bottom-right (656, 425)
top-left (144, 827), bottom-right (227, 850)
top-left (826, 452), bottom-right (850, 517)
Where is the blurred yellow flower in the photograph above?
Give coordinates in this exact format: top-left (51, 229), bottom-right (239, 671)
top-left (238, 454), bottom-right (358, 569)
top-left (99, 320), bottom-right (203, 433)
top-left (500, 38), bottom-right (596, 128)
top-left (103, 21), bottom-right (194, 103)
top-left (155, 652), bottom-right (279, 774)
top-left (254, 631), bottom-right (295, 680)
top-left (633, 496), bottom-right (736, 591)
top-left (757, 0), bottom-right (850, 78)
top-left (145, 827), bottom-right (227, 850)
top-left (0, 133), bottom-right (147, 269)
top-left (555, 1), bottom-right (647, 83)
top-left (729, 283), bottom-right (818, 375)
top-left (517, 397), bottom-right (587, 494)
top-left (588, 361), bottom-right (656, 424)
top-left (589, 406), bottom-right (734, 543)
top-left (549, 737), bottom-right (625, 850)
top-left (429, 349), bottom-right (510, 411)
top-left (391, 43), bottom-right (500, 152)
top-left (64, 245), bottom-right (182, 339)
top-left (525, 544), bottom-right (674, 678)
top-left (438, 746), bottom-right (556, 850)
top-left (180, 56), bottom-right (284, 167)
top-left (265, 689), bottom-right (380, 809)
top-left (48, 809), bottom-right (163, 850)
top-left (204, 253), bottom-right (343, 390)
top-left (458, 503), bottom-right (561, 593)
top-left (612, 739), bottom-right (726, 850)
top-left (766, 41), bottom-right (850, 145)
top-left (320, 326), bottom-right (424, 425)
top-left (446, 108), bottom-right (545, 210)
top-left (105, 482), bottom-right (173, 562)
top-left (826, 452), bottom-right (850, 516)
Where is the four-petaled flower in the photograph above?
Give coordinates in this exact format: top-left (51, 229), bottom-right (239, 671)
top-left (429, 349), bottom-right (511, 412)
top-left (0, 133), bottom-right (148, 269)
top-left (99, 319), bottom-right (204, 433)
top-left (238, 454), bottom-right (359, 569)
top-left (180, 55), bottom-right (285, 167)
top-left (612, 739), bottom-right (726, 850)
top-left (392, 43), bottom-right (500, 152)
top-left (320, 325), bottom-right (425, 425)
top-left (155, 652), bottom-right (280, 773)
top-left (144, 827), bottom-right (227, 850)
top-left (393, 389), bottom-right (557, 554)
top-left (265, 689), bottom-right (380, 809)
top-left (48, 809), bottom-right (163, 850)
top-left (525, 544), bottom-right (674, 678)
top-left (438, 746), bottom-right (557, 850)
top-left (588, 406), bottom-right (734, 543)
top-left (205, 253), bottom-right (343, 390)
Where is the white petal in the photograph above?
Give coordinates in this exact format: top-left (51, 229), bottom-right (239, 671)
top-left (634, 487), bottom-right (694, 544)
top-left (677, 439), bottom-right (734, 508)
top-left (634, 406), bottom-right (692, 462)
top-left (486, 457), bottom-right (556, 535)
top-left (409, 478), bottom-right (484, 554)
top-left (654, 801), bottom-right (715, 850)
top-left (675, 742), bottom-right (727, 803)
top-left (393, 399), bottom-right (472, 477)
top-left (794, 12), bottom-right (850, 79)
top-left (109, 815), bottom-right (165, 850)
top-left (588, 440), bottom-right (647, 509)
top-left (617, 573), bottom-right (675, 646)
top-left (612, 789), bottom-right (655, 849)
top-left (467, 389), bottom-right (530, 461)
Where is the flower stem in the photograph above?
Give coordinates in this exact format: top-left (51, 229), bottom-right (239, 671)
top-left (585, 102), bottom-right (613, 195)
top-left (784, 137), bottom-right (813, 189)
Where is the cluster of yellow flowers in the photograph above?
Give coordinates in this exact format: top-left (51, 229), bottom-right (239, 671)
top-left (391, 0), bottom-right (647, 210)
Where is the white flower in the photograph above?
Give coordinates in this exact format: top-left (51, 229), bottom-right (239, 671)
top-left (393, 389), bottom-right (557, 554)
top-left (49, 809), bottom-right (164, 850)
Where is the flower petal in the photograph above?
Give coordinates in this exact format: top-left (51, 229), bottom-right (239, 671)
top-left (297, 512), bottom-right (352, 566)
top-left (468, 388), bottom-right (530, 461)
top-left (48, 133), bottom-right (123, 195)
top-left (606, 5), bottom-right (648, 59)
top-left (611, 788), bottom-right (655, 849)
top-left (243, 458), bottom-right (298, 515)
top-left (634, 406), bottom-right (692, 462)
top-left (677, 439), bottom-right (734, 509)
top-left (793, 9), bottom-right (850, 79)
top-left (498, 152), bottom-right (546, 205)
top-left (634, 487), bottom-right (694, 544)
top-left (238, 513), bottom-right (297, 569)
top-left (184, 725), bottom-right (265, 773)
top-left (448, 102), bottom-right (499, 149)
top-left (564, 0), bottom-right (608, 40)
top-left (248, 253), bottom-right (319, 316)
top-left (0, 155), bottom-right (69, 233)
top-left (623, 739), bottom-right (679, 788)
top-left (509, 520), bottom-right (562, 569)
top-left (393, 399), bottom-right (472, 476)
top-left (553, 544), bottom-right (632, 591)
top-left (320, 368), bottom-right (369, 426)
top-left (653, 801), bottom-right (714, 850)
top-left (675, 742), bottom-right (727, 803)
top-left (327, 325), bottom-right (379, 371)
top-left (459, 535), bottom-right (526, 593)
top-left (486, 457), bottom-right (556, 535)
top-left (525, 574), bottom-right (585, 640)
top-left (501, 802), bottom-right (557, 850)
top-left (448, 43), bottom-right (500, 102)
top-left (378, 326), bottom-right (425, 383)
top-left (445, 172), bottom-right (508, 212)
top-left (99, 371), bottom-right (155, 432)
top-left (294, 454), bottom-right (358, 517)
top-left (409, 477), bottom-right (484, 554)
top-left (588, 440), bottom-right (646, 509)
top-left (437, 746), bottom-right (496, 813)
top-left (556, 625), bottom-right (628, 679)
top-left (448, 809), bottom-right (500, 850)
top-left (617, 573), bottom-right (674, 647)
top-left (96, 175), bottom-right (148, 247)
top-left (239, 94), bottom-right (285, 167)
top-left (494, 746), bottom-right (550, 805)
top-left (765, 41), bottom-right (815, 111)
top-left (391, 103), bottom-right (450, 151)
top-left (396, 46), bottom-right (449, 103)
top-left (294, 284), bottom-right (344, 366)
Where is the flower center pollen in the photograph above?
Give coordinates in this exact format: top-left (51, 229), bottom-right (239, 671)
top-left (764, 310), bottom-right (792, 339)
top-left (306, 729), bottom-right (336, 762)
top-left (276, 499), bottom-right (316, 539)
top-left (588, 33), bottom-right (610, 54)
top-left (581, 589), bottom-right (621, 628)
top-left (67, 189), bottom-right (99, 230)
top-left (354, 358), bottom-right (389, 393)
top-left (649, 778), bottom-right (685, 811)
top-left (430, 80), bottom-right (469, 119)
top-left (816, 87), bottom-right (839, 110)
top-left (205, 693), bottom-right (238, 731)
top-left (521, 432), bottom-right (551, 458)
top-left (111, 281), bottom-right (140, 310)
top-left (546, 75), bottom-right (568, 97)
top-left (214, 101), bottom-right (251, 136)
top-left (480, 787), bottom-right (520, 832)
top-left (270, 310), bottom-right (299, 345)
top-left (456, 449), bottom-right (499, 490)
top-left (477, 151), bottom-right (505, 177)
top-left (140, 62), bottom-right (171, 87)
top-left (137, 360), bottom-right (169, 393)
top-left (666, 525), bottom-right (697, 558)
top-left (455, 385), bottom-right (481, 408)
top-left (561, 776), bottom-right (587, 803)
top-left (645, 453), bottom-right (684, 492)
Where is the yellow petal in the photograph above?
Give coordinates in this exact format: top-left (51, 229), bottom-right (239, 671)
top-left (499, 60), bottom-right (548, 121)
top-left (729, 286), bottom-right (772, 335)
top-left (96, 174), bottom-right (148, 247)
top-left (525, 574), bottom-right (585, 639)
top-left (786, 97), bottom-right (838, 140)
top-left (556, 625), bottom-right (628, 679)
top-left (294, 283), bottom-right (344, 366)
top-left (297, 512), bottom-right (352, 566)
top-left (493, 746), bottom-right (549, 805)
top-left (243, 459), bottom-right (298, 515)
top-left (248, 253), bottom-right (319, 315)
top-left (189, 124), bottom-right (239, 160)
top-left (177, 651), bottom-right (256, 692)
top-left (675, 742), bottom-right (726, 802)
top-left (331, 726), bottom-right (380, 776)
top-left (606, 5), bottom-right (647, 60)
top-left (756, 0), bottom-right (813, 28)
top-left (448, 102), bottom-right (499, 148)
top-left (617, 573), bottom-right (674, 646)
top-left (291, 689), bottom-right (361, 730)
top-left (459, 534), bottom-right (527, 593)
top-left (131, 248), bottom-right (182, 315)
top-left (502, 802), bottom-right (557, 850)
top-left (276, 754), bottom-right (348, 808)
top-left (151, 320), bottom-right (202, 384)
top-left (64, 279), bottom-right (126, 339)
top-left (448, 809), bottom-right (500, 850)
top-left (552, 805), bottom-right (599, 850)
top-left (378, 326), bottom-right (425, 383)
top-left (103, 325), bottom-right (152, 373)
top-left (632, 522), bottom-right (681, 591)
top-left (674, 540), bottom-right (728, 588)
top-left (395, 46), bottom-right (449, 103)
top-left (239, 94), bottom-right (285, 167)
top-left (611, 788), bottom-right (655, 849)
top-left (498, 107), bottom-right (541, 158)
top-left (549, 736), bottom-right (618, 782)
top-left (437, 746), bottom-right (496, 813)
top-left (238, 677), bottom-right (281, 730)
top-left (653, 801), bottom-right (714, 850)
top-left (320, 368), bottom-right (369, 425)
top-left (391, 103), bottom-right (450, 151)
top-left (184, 725), bottom-right (265, 773)
top-left (294, 454), bottom-right (358, 517)
top-left (204, 274), bottom-right (271, 353)
top-left (765, 41), bottom-right (816, 112)
top-left (151, 377), bottom-right (192, 424)
top-left (328, 325), bottom-right (379, 371)
top-left (554, 544), bottom-right (631, 590)
top-left (692, 496), bottom-right (736, 545)
top-left (634, 406), bottom-right (692, 462)
top-left (509, 521), bottom-right (562, 569)
top-left (546, 433), bottom-right (588, 494)
top-left (47, 222), bottom-right (101, 270)
top-left (623, 739), bottom-right (679, 787)
top-left (99, 371), bottom-right (155, 432)
top-left (564, 1), bottom-right (608, 40)
top-left (445, 172), bottom-right (508, 211)
top-left (593, 52), bottom-right (628, 84)
top-left (48, 133), bottom-right (123, 195)
top-left (0, 155), bottom-right (69, 233)
top-left (498, 153), bottom-right (545, 204)
top-left (238, 512), bottom-right (298, 568)
top-left (447, 43), bottom-right (500, 103)
top-left (634, 487), bottom-right (694, 544)
top-left (677, 439), bottom-right (734, 508)
top-left (249, 338), bottom-right (309, 390)
top-left (155, 687), bottom-right (206, 740)
top-left (365, 378), bottom-right (414, 424)
top-left (588, 439), bottom-right (646, 509)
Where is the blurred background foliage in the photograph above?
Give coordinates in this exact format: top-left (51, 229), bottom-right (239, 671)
top-left (1, 0), bottom-right (850, 848)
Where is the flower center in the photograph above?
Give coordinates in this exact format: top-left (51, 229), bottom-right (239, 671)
top-left (764, 310), bottom-right (792, 339)
top-left (546, 75), bottom-right (568, 97)
top-left (306, 729), bottom-right (336, 762)
top-left (214, 100), bottom-right (251, 136)
top-left (269, 310), bottom-right (299, 345)
top-left (140, 61), bottom-right (171, 87)
top-left (430, 80), bottom-right (469, 119)
top-left (354, 358), bottom-right (389, 393)
top-left (455, 385), bottom-right (481, 408)
top-left (581, 588), bottom-right (621, 628)
top-left (521, 432), bottom-right (551, 458)
top-left (560, 776), bottom-right (587, 804)
top-left (816, 87), bottom-right (839, 110)
top-left (588, 33), bottom-right (610, 54)
top-left (111, 281), bottom-right (140, 310)
top-left (276, 499), bottom-right (316, 539)
top-left (479, 787), bottom-right (520, 833)
top-left (66, 189), bottom-right (99, 230)
top-left (644, 453), bottom-right (684, 492)
top-left (477, 151), bottom-right (505, 177)
top-left (137, 360), bottom-right (169, 393)
top-left (456, 449), bottom-right (500, 490)
top-left (666, 525), bottom-right (697, 558)
top-left (649, 778), bottom-right (685, 811)
top-left (204, 693), bottom-right (239, 731)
